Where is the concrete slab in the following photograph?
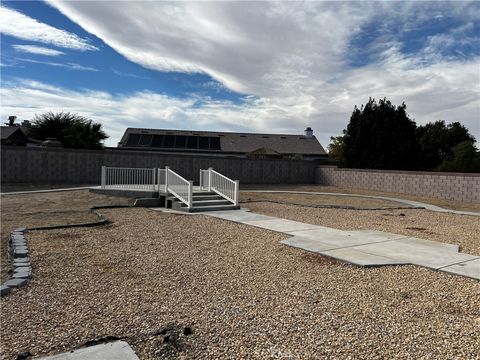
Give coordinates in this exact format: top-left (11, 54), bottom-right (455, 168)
top-left (1, 285), bottom-right (11, 296)
top-left (287, 228), bottom-right (397, 249)
top-left (40, 341), bottom-right (139, 360)
top-left (205, 210), bottom-right (276, 223)
top-left (353, 238), bottom-right (480, 269)
top-left (321, 248), bottom-right (408, 267)
top-left (242, 219), bottom-right (319, 233)
top-left (440, 259), bottom-right (480, 280)
top-left (280, 236), bottom-right (337, 252)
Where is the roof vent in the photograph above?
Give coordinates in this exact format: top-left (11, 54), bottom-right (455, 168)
top-left (304, 127), bottom-right (313, 138)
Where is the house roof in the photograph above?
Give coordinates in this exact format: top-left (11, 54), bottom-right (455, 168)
top-left (1, 126), bottom-right (26, 140)
top-left (119, 128), bottom-right (327, 156)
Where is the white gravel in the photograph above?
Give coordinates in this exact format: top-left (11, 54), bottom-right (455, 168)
top-left (1, 207), bottom-right (479, 359)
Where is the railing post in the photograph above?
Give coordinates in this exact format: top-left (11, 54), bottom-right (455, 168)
top-left (188, 181), bottom-right (193, 208)
top-left (152, 168), bottom-right (156, 191)
top-left (164, 166), bottom-right (170, 193)
top-left (157, 168), bottom-right (161, 193)
top-left (101, 166), bottom-right (106, 189)
top-left (208, 167), bottom-right (213, 192)
top-left (234, 180), bottom-right (240, 206)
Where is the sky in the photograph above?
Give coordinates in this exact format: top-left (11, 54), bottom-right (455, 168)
top-left (1, 1), bottom-right (479, 148)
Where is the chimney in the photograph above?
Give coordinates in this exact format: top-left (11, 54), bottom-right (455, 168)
top-left (304, 127), bottom-right (313, 138)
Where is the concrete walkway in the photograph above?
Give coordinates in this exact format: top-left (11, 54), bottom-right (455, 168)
top-left (203, 209), bottom-right (480, 280)
top-left (40, 341), bottom-right (139, 359)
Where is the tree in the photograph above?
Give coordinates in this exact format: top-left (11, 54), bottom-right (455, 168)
top-left (438, 141), bottom-right (480, 173)
top-left (342, 98), bottom-right (418, 170)
top-left (29, 112), bottom-right (108, 149)
top-left (327, 135), bottom-right (345, 162)
top-left (416, 120), bottom-right (475, 170)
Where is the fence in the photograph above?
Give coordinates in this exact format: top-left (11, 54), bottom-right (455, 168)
top-left (1, 146), bottom-right (317, 186)
top-left (101, 166), bottom-right (156, 191)
top-left (316, 166), bottom-right (480, 203)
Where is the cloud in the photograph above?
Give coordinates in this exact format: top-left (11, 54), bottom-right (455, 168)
top-left (0, 6), bottom-right (97, 51)
top-left (111, 68), bottom-right (148, 80)
top-left (23, 1), bottom-right (480, 146)
top-left (16, 58), bottom-right (99, 71)
top-left (13, 44), bottom-right (65, 56)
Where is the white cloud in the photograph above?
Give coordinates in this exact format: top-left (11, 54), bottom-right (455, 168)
top-left (9, 1), bottom-right (479, 147)
top-left (16, 58), bottom-right (98, 72)
top-left (13, 44), bottom-right (65, 56)
top-left (0, 6), bottom-right (97, 51)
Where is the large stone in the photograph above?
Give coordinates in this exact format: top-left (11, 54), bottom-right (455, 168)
top-left (1, 285), bottom-right (11, 296)
top-left (14, 265), bottom-right (32, 272)
top-left (14, 227), bottom-right (27, 232)
top-left (13, 246), bottom-right (28, 252)
top-left (4, 278), bottom-right (27, 288)
top-left (10, 234), bottom-right (25, 241)
top-left (13, 258), bottom-right (30, 264)
top-left (13, 249), bottom-right (28, 258)
top-left (12, 271), bottom-right (32, 279)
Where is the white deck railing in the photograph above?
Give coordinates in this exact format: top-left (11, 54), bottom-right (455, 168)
top-left (201, 168), bottom-right (239, 206)
top-left (165, 166), bottom-right (193, 208)
top-left (101, 166), bottom-right (156, 191)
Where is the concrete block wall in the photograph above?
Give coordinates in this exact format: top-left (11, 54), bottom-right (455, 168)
top-left (316, 166), bottom-right (480, 203)
top-left (1, 146), bottom-right (317, 185)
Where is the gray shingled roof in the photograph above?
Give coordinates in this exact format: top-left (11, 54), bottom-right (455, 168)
top-left (119, 128), bottom-right (327, 155)
top-left (1, 126), bottom-right (24, 140)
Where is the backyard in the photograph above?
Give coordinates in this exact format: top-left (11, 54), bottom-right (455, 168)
top-left (1, 188), bottom-right (479, 359)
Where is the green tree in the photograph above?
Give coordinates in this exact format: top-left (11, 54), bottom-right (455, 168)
top-left (416, 120), bottom-right (475, 170)
top-left (29, 112), bottom-right (108, 149)
top-left (327, 135), bottom-right (345, 163)
top-left (342, 98), bottom-right (418, 170)
top-left (438, 141), bottom-right (480, 173)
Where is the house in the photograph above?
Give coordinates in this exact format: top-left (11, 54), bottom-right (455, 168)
top-left (117, 127), bottom-right (327, 160)
top-left (0, 126), bottom-right (28, 146)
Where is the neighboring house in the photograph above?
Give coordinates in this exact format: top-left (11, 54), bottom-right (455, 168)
top-left (117, 127), bottom-right (327, 160)
top-left (0, 126), bottom-right (28, 146)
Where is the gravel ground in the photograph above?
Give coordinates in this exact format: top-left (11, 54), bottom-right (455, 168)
top-left (242, 184), bottom-right (480, 212)
top-left (246, 202), bottom-right (480, 256)
top-left (241, 192), bottom-right (409, 209)
top-left (1, 207), bottom-right (479, 359)
top-left (0, 190), bottom-right (132, 283)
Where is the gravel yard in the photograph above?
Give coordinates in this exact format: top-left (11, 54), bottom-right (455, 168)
top-left (0, 190), bottom-right (132, 283)
top-left (241, 192), bottom-right (409, 209)
top-left (1, 207), bottom-right (479, 359)
top-left (246, 202), bottom-right (480, 256)
top-left (242, 184), bottom-right (480, 212)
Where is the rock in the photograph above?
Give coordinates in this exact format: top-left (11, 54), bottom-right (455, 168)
top-left (14, 266), bottom-right (32, 273)
top-left (13, 258), bottom-right (30, 264)
top-left (13, 249), bottom-right (28, 258)
top-left (1, 285), bottom-right (11, 296)
top-left (4, 278), bottom-right (27, 288)
top-left (16, 351), bottom-right (32, 359)
top-left (12, 271), bottom-right (32, 279)
top-left (14, 227), bottom-right (27, 233)
top-left (183, 326), bottom-right (193, 336)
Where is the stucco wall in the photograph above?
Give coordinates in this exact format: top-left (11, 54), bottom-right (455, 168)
top-left (1, 146), bottom-right (317, 185)
top-left (316, 166), bottom-right (480, 203)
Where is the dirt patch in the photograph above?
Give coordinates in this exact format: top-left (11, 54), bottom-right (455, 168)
top-left (0, 190), bottom-right (133, 282)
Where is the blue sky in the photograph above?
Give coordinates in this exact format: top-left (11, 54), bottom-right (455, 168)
top-left (1, 1), bottom-right (479, 147)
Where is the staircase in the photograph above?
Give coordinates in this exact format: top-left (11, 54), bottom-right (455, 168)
top-left (168, 191), bottom-right (240, 212)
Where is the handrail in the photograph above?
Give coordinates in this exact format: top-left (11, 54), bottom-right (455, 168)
top-left (165, 167), bottom-right (192, 208)
top-left (201, 168), bottom-right (239, 206)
